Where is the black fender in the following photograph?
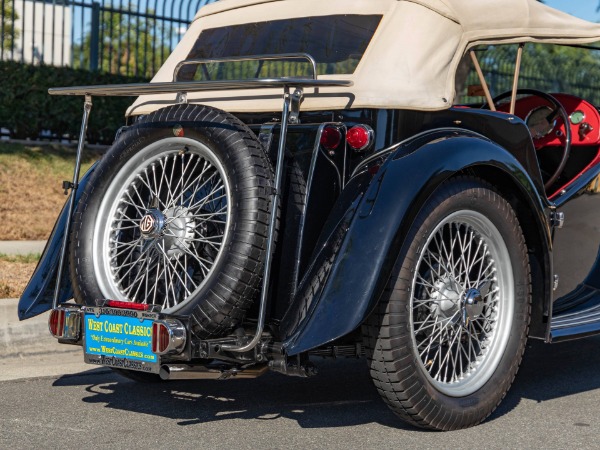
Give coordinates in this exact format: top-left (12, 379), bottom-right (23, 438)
top-left (281, 129), bottom-right (552, 355)
top-left (18, 163), bottom-right (98, 320)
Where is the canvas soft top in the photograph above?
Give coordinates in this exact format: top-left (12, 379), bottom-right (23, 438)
top-left (128, 0), bottom-right (600, 116)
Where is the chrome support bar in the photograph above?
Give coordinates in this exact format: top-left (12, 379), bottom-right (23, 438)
top-left (52, 95), bottom-right (92, 309)
top-left (160, 364), bottom-right (269, 380)
top-left (49, 78), bottom-right (351, 97)
top-left (172, 53), bottom-right (319, 82)
top-left (222, 89), bottom-right (296, 353)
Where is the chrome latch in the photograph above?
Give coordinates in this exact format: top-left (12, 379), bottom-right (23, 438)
top-left (553, 274), bottom-right (560, 291)
top-left (176, 91), bottom-right (188, 104)
top-left (551, 212), bottom-right (565, 229)
top-left (288, 88), bottom-right (303, 124)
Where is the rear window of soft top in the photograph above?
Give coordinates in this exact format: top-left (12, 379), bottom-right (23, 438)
top-left (178, 15), bottom-right (382, 80)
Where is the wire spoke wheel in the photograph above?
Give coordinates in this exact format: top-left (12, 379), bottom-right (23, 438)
top-left (71, 104), bottom-right (273, 340)
top-left (410, 211), bottom-right (513, 397)
top-left (93, 139), bottom-right (231, 312)
top-left (363, 178), bottom-right (530, 430)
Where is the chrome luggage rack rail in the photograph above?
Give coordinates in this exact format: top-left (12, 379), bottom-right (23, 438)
top-left (49, 52), bottom-right (349, 97)
top-left (49, 53), bottom-right (353, 355)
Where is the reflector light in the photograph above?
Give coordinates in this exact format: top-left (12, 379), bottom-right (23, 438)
top-left (320, 126), bottom-right (342, 150)
top-left (106, 300), bottom-right (149, 311)
top-left (152, 322), bottom-right (170, 354)
top-left (346, 125), bottom-right (373, 152)
top-left (49, 309), bottom-right (65, 338)
top-left (368, 165), bottom-right (381, 176)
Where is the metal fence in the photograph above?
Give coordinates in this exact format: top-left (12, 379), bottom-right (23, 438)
top-left (459, 44), bottom-right (600, 106)
top-left (1, 0), bottom-right (216, 78)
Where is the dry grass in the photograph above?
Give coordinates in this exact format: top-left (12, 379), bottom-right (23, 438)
top-left (0, 142), bottom-right (102, 240)
top-left (0, 254), bottom-right (41, 298)
top-left (0, 142), bottom-right (102, 298)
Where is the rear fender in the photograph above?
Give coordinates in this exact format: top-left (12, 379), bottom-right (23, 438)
top-left (18, 164), bottom-right (98, 320)
top-left (282, 130), bottom-right (551, 355)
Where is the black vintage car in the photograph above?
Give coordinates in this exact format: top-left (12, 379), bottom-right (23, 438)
top-left (18, 0), bottom-right (600, 430)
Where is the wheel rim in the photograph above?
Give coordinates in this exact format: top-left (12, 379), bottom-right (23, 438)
top-left (409, 210), bottom-right (514, 397)
top-left (93, 137), bottom-right (231, 313)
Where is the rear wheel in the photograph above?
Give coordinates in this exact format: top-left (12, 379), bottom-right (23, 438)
top-left (363, 177), bottom-right (531, 430)
top-left (70, 104), bottom-right (273, 339)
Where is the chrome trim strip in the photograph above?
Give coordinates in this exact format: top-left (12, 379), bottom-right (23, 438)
top-left (349, 142), bottom-right (401, 179)
top-left (349, 126), bottom-right (492, 180)
top-left (551, 303), bottom-right (600, 329)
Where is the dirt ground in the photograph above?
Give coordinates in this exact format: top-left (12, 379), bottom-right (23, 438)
top-left (0, 260), bottom-right (38, 298)
top-left (0, 142), bottom-right (102, 297)
top-left (0, 142), bottom-right (102, 240)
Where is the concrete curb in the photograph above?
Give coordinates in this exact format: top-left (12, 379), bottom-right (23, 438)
top-left (0, 299), bottom-right (105, 381)
top-left (0, 299), bottom-right (76, 357)
top-left (0, 240), bottom-right (47, 256)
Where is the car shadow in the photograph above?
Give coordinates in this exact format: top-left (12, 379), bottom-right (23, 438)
top-left (52, 336), bottom-right (600, 430)
top-left (54, 357), bottom-right (409, 430)
top-left (490, 335), bottom-right (600, 419)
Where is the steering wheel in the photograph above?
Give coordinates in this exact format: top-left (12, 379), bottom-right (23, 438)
top-left (492, 89), bottom-right (571, 191)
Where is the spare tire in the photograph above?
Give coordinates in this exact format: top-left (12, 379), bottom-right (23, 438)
top-left (69, 104), bottom-right (274, 339)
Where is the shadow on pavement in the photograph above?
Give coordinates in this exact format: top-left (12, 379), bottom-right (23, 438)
top-left (52, 335), bottom-right (600, 430)
top-left (491, 335), bottom-right (600, 419)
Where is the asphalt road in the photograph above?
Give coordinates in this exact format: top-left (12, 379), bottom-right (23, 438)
top-left (1, 337), bottom-right (600, 449)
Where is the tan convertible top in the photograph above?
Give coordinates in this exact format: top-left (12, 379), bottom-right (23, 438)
top-left (128, 0), bottom-right (600, 116)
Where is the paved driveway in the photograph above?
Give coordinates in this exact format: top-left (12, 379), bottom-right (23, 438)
top-left (1, 336), bottom-right (599, 449)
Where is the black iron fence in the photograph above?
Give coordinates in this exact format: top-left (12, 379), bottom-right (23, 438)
top-left (1, 0), bottom-right (215, 78)
top-left (459, 44), bottom-right (600, 106)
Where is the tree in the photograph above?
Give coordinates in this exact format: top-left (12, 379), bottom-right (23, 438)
top-left (456, 43), bottom-right (600, 107)
top-left (1, 0), bottom-right (19, 54)
top-left (73, 6), bottom-right (173, 78)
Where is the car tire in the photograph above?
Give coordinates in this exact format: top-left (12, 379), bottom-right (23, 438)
top-left (363, 177), bottom-right (531, 430)
top-left (69, 104), bottom-right (274, 339)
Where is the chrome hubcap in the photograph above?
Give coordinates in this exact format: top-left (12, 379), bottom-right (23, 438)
top-left (462, 288), bottom-right (485, 327)
top-left (140, 209), bottom-right (165, 238)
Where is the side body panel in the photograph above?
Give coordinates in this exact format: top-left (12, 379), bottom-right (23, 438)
top-left (550, 161), bottom-right (600, 318)
top-left (282, 129), bottom-right (552, 355)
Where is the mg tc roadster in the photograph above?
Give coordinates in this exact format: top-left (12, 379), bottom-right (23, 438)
top-left (18, 0), bottom-right (600, 430)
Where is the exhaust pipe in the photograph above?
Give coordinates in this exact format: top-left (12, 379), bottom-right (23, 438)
top-left (160, 364), bottom-right (269, 381)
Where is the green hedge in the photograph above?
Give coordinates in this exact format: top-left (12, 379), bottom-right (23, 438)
top-left (0, 61), bottom-right (149, 144)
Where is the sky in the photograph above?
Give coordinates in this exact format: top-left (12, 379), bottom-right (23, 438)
top-left (545, 0), bottom-right (600, 22)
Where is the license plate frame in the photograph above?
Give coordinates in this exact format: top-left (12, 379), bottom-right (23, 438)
top-left (83, 306), bottom-right (160, 374)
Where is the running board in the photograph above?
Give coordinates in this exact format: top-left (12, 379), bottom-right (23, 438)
top-left (549, 286), bottom-right (600, 342)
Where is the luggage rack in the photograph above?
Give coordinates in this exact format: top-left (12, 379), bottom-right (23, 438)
top-left (48, 53), bottom-right (353, 354)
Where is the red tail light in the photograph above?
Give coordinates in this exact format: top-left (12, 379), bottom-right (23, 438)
top-left (49, 308), bottom-right (81, 341)
top-left (106, 300), bottom-right (149, 311)
top-left (152, 322), bottom-right (170, 354)
top-left (347, 125), bottom-right (374, 152)
top-left (49, 309), bottom-right (65, 338)
top-left (151, 319), bottom-right (186, 355)
top-left (320, 126), bottom-right (342, 151)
